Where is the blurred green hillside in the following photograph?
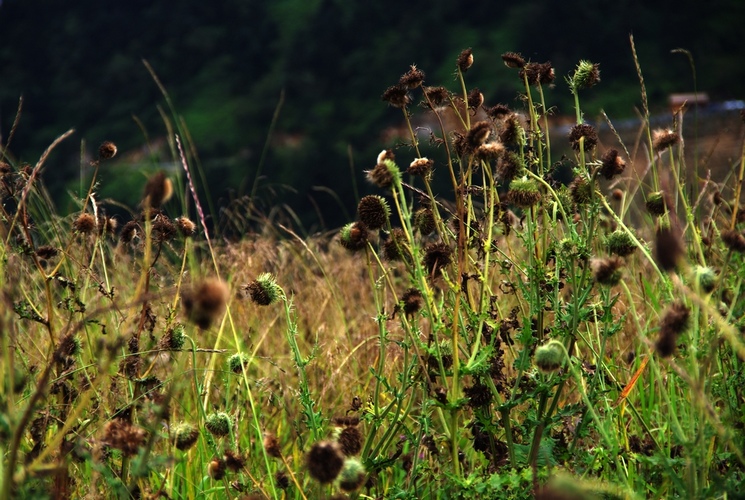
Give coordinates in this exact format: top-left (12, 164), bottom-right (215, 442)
top-left (1, 0), bottom-right (743, 232)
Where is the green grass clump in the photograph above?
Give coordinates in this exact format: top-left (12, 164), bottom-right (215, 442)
top-left (2, 37), bottom-right (745, 499)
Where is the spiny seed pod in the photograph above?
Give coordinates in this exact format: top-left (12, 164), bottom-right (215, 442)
top-left (120, 220), bottom-right (139, 244)
top-left (264, 432), bottom-right (282, 458)
top-left (414, 208), bottom-right (436, 235)
top-left (519, 62), bottom-right (555, 86)
top-left (467, 88), bottom-right (484, 109)
top-left (646, 191), bottom-right (667, 216)
top-left (569, 176), bottom-right (593, 206)
top-left (207, 457), bottom-right (227, 480)
top-left (160, 324), bottom-right (185, 351)
top-left (228, 353), bottom-right (250, 374)
top-left (507, 178), bottom-right (541, 208)
top-left (499, 114), bottom-right (520, 146)
top-left (422, 86), bottom-right (450, 107)
top-left (693, 266), bottom-right (717, 294)
top-left (486, 103), bottom-right (512, 120)
top-left (224, 450), bottom-right (246, 472)
top-left (654, 226), bottom-right (683, 272)
top-left (591, 256), bottom-right (624, 286)
top-left (152, 215), bottom-right (177, 242)
top-left (245, 273), bottom-right (283, 306)
top-left (383, 228), bottom-right (409, 261)
top-left (466, 121), bottom-right (492, 150)
top-left (475, 142), bottom-right (505, 162)
top-left (652, 129), bottom-right (680, 152)
top-left (423, 242), bottom-right (452, 278)
top-left (408, 157), bottom-right (433, 177)
top-left (570, 60), bottom-right (601, 90)
top-left (381, 84), bottom-right (410, 108)
top-left (398, 64), bottom-right (425, 89)
top-left (306, 441), bottom-right (345, 484)
top-left (98, 141), bottom-right (118, 160)
top-left (534, 340), bottom-right (565, 373)
top-left (204, 412), bottom-right (232, 437)
top-left (606, 230), bottom-right (637, 257)
top-left (338, 426), bottom-right (363, 456)
top-left (365, 159), bottom-right (399, 189)
top-left (655, 301), bottom-right (690, 358)
top-left (97, 215), bottom-right (118, 237)
top-left (73, 213), bottom-right (96, 234)
top-left (36, 245), bottom-right (59, 260)
top-left (102, 420), bottom-right (146, 457)
top-left (338, 458), bottom-right (366, 492)
top-left (142, 171), bottom-right (173, 209)
top-left (182, 278), bottom-right (229, 329)
top-left (357, 195), bottom-right (390, 230)
top-left (497, 151), bottom-right (522, 183)
top-left (456, 48), bottom-right (473, 72)
top-left (599, 149), bottom-right (626, 179)
top-left (339, 222), bottom-right (369, 252)
top-left (176, 216), bottom-right (197, 237)
top-left (569, 123), bottom-right (598, 152)
top-left (173, 423), bottom-right (199, 451)
top-left (721, 229), bottom-right (745, 253)
top-left (501, 51), bottom-right (525, 68)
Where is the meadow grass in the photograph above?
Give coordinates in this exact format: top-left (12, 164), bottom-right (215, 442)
top-left (2, 40), bottom-right (745, 499)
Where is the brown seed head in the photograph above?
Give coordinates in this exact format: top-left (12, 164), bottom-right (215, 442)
top-left (569, 123), bottom-right (598, 151)
top-left (176, 216), bottom-right (197, 237)
top-left (408, 157), bottom-right (434, 177)
top-left (499, 114), bottom-right (520, 146)
top-left (599, 149), bottom-right (626, 180)
top-left (475, 142), bottom-right (505, 163)
top-left (338, 426), bottom-right (363, 456)
top-left (103, 420), bottom-right (146, 457)
top-left (423, 242), bottom-right (452, 278)
top-left (466, 121), bottom-right (492, 150)
top-left (383, 228), bottom-right (409, 261)
top-left (497, 151), bottom-right (522, 183)
top-left (422, 86), bottom-right (450, 107)
top-left (414, 208), bottom-right (436, 235)
top-left (357, 195), bottom-right (390, 230)
top-left (398, 64), bottom-right (425, 89)
top-left (98, 141), bottom-right (118, 160)
top-left (119, 220), bottom-right (139, 244)
top-left (143, 171), bottom-right (173, 209)
top-left (590, 256), bottom-right (624, 286)
top-left (485, 104), bottom-right (512, 120)
top-left (722, 229), bottom-right (745, 253)
top-left (152, 215), bottom-right (177, 243)
top-left (173, 423), bottom-right (200, 451)
top-left (224, 450), bottom-right (246, 472)
top-left (656, 301), bottom-right (690, 357)
top-left (208, 457), bottom-right (227, 480)
top-left (456, 48), bottom-right (474, 72)
top-left (467, 88), bottom-right (484, 110)
top-left (652, 129), bottom-right (680, 152)
top-left (400, 288), bottom-right (423, 316)
top-left (654, 225), bottom-right (684, 272)
top-left (381, 84), bottom-right (410, 108)
top-left (366, 161), bottom-right (395, 189)
top-left (73, 213), bottom-right (96, 234)
top-left (501, 51), bottom-right (525, 68)
top-left (306, 441), bottom-right (345, 484)
top-left (182, 278), bottom-right (230, 329)
top-left (519, 62), bottom-right (555, 86)
top-left (264, 433), bottom-right (282, 458)
top-left (36, 245), bottom-right (59, 260)
top-left (340, 222), bottom-right (369, 252)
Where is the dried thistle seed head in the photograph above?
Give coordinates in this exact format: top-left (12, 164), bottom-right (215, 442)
top-left (519, 62), bottom-right (555, 86)
top-left (652, 129), bottom-right (680, 152)
top-left (605, 229), bottom-right (637, 256)
top-left (275, 471), bottom-right (290, 489)
top-left (499, 113), bottom-right (520, 146)
top-left (57, 333), bottom-right (81, 358)
top-left (338, 426), bottom-right (363, 456)
top-left (152, 215), bottom-right (177, 242)
top-left (224, 450), bottom-right (246, 472)
top-left (98, 141), bottom-right (118, 160)
top-left (456, 48), bottom-right (473, 72)
top-left (264, 432), bottom-right (282, 458)
top-left (590, 256), bottom-right (624, 286)
top-left (466, 121), bottom-right (492, 149)
top-left (599, 149), bottom-right (626, 179)
top-left (142, 171), bottom-right (173, 208)
top-left (227, 353), bottom-right (250, 373)
top-left (306, 441), bottom-right (345, 484)
top-left (464, 382), bottom-right (492, 408)
top-left (381, 84), bottom-right (410, 108)
top-left (485, 103), bottom-right (512, 120)
top-left (73, 213), bottom-right (96, 234)
top-left (570, 60), bottom-right (601, 90)
top-left (338, 458), bottom-right (366, 492)
top-left (160, 324), bottom-right (185, 351)
top-left (357, 195), bottom-right (390, 230)
top-left (422, 86), bottom-right (450, 107)
top-left (423, 242), bottom-right (452, 278)
top-left (693, 266), bottom-right (717, 294)
top-left (655, 301), bottom-right (690, 357)
top-left (507, 177), bottom-right (541, 208)
top-left (467, 88), bottom-right (484, 109)
top-left (176, 216), bottom-right (197, 237)
top-left (408, 157), bottom-right (434, 177)
top-left (645, 191), bottom-right (667, 216)
top-left (376, 149), bottom-right (395, 164)
top-left (103, 420), bottom-right (146, 457)
top-left (569, 123), bottom-right (598, 151)
top-left (182, 278), bottom-right (229, 329)
top-left (721, 229), bottom-right (745, 253)
top-left (207, 457), bottom-right (227, 480)
top-left (365, 159), bottom-right (399, 189)
top-left (452, 132), bottom-right (468, 157)
top-left (173, 423), bottom-right (199, 451)
top-left (0, 161), bottom-right (11, 175)
top-left (534, 340), bottom-right (565, 373)
top-left (475, 141), bottom-right (505, 162)
top-left (414, 207), bottom-right (436, 235)
top-left (245, 273), bottom-right (283, 306)
top-left (654, 225), bottom-right (684, 272)
top-left (119, 220), bottom-right (140, 244)
top-left (339, 222), bottom-right (369, 252)
top-left (398, 64), bottom-right (425, 89)
top-left (36, 245), bottom-right (59, 260)
top-left (501, 51), bottom-right (525, 68)
top-left (497, 151), bottom-right (523, 183)
top-left (97, 215), bottom-right (118, 237)
top-left (383, 228), bottom-right (408, 261)
top-left (569, 176), bottom-right (593, 206)
top-left (204, 412), bottom-right (232, 437)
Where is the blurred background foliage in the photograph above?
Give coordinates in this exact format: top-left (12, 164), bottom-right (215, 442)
top-left (1, 0), bottom-right (743, 233)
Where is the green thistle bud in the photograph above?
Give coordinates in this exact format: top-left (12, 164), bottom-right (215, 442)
top-left (693, 266), bottom-right (716, 294)
top-left (570, 60), bottom-right (600, 91)
top-left (204, 412), bottom-right (232, 437)
top-left (534, 340), bottom-right (565, 373)
top-left (338, 458), bottom-right (366, 492)
top-left (245, 273), bottom-right (283, 306)
top-left (173, 423), bottom-right (200, 451)
top-left (646, 192), bottom-right (666, 216)
top-left (605, 230), bottom-right (637, 257)
top-left (507, 177), bottom-right (541, 208)
top-left (228, 352), bottom-right (250, 373)
top-left (414, 208), bottom-right (436, 235)
top-left (160, 324), bottom-right (185, 351)
top-left (340, 222), bottom-right (369, 252)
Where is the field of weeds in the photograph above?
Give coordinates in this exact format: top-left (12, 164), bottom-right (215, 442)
top-left (2, 41), bottom-right (745, 499)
